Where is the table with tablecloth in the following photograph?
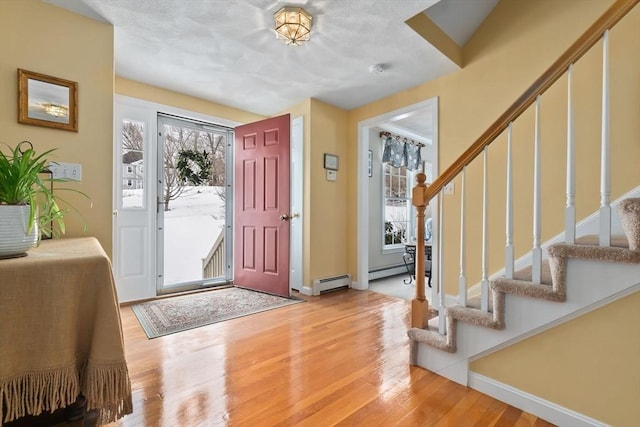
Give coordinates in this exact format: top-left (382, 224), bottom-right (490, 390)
top-left (0, 237), bottom-right (132, 425)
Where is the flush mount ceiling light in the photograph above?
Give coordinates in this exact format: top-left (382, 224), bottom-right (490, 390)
top-left (274, 6), bottom-right (312, 46)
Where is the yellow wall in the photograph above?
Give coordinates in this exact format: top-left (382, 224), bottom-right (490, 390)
top-left (281, 99), bottom-right (349, 286)
top-left (115, 77), bottom-right (264, 124)
top-left (471, 291), bottom-right (640, 426)
top-left (347, 0), bottom-right (639, 422)
top-left (308, 99), bottom-right (349, 281)
top-left (0, 0), bottom-right (114, 255)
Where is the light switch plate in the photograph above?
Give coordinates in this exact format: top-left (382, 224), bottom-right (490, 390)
top-left (444, 182), bottom-right (454, 195)
top-left (326, 170), bottom-right (337, 181)
top-left (49, 162), bottom-right (82, 181)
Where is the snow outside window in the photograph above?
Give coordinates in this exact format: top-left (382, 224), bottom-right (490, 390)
top-left (383, 163), bottom-right (411, 249)
top-left (121, 119), bottom-right (145, 209)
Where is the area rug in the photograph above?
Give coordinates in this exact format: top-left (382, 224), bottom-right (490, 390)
top-left (132, 287), bottom-right (304, 339)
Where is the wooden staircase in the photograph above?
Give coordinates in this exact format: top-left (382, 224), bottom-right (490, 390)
top-left (406, 2), bottom-right (640, 423)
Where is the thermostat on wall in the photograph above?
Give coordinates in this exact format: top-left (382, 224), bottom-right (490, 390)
top-left (326, 170), bottom-right (337, 181)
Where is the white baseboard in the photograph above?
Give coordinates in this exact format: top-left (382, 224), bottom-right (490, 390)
top-left (468, 372), bottom-right (609, 427)
top-left (298, 286), bottom-right (313, 296)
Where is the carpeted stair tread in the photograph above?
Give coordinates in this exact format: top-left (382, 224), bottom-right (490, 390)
top-left (575, 234), bottom-right (629, 248)
top-left (618, 198), bottom-right (640, 250)
top-left (490, 259), bottom-right (566, 301)
top-left (408, 327), bottom-right (455, 353)
top-left (409, 314), bottom-right (458, 353)
top-left (441, 291), bottom-right (505, 330)
top-left (466, 294), bottom-right (493, 311)
top-left (548, 242), bottom-right (640, 264)
top-left (511, 260), bottom-right (553, 285)
top-left (446, 305), bottom-right (503, 329)
top-left (491, 279), bottom-right (565, 302)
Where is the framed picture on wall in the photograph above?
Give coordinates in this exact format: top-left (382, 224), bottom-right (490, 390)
top-left (368, 150), bottom-right (373, 177)
top-left (324, 153), bottom-right (339, 171)
top-left (18, 69), bottom-right (78, 132)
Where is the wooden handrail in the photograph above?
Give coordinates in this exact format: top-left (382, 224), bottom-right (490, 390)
top-left (424, 0), bottom-right (638, 202)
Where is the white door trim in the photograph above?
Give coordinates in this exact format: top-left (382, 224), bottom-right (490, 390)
top-left (356, 98), bottom-right (439, 290)
top-left (290, 116), bottom-right (305, 294)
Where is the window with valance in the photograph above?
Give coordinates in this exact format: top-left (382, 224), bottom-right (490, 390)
top-left (380, 133), bottom-right (430, 249)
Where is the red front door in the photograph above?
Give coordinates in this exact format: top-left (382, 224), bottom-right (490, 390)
top-left (233, 114), bottom-right (291, 297)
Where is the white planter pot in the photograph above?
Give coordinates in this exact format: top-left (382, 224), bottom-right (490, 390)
top-left (0, 205), bottom-right (38, 258)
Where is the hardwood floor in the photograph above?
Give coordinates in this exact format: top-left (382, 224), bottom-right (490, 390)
top-left (103, 289), bottom-right (554, 426)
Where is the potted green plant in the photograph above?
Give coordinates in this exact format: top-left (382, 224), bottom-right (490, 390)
top-left (0, 141), bottom-right (89, 258)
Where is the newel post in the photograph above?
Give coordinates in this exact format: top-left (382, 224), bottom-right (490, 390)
top-left (411, 173), bottom-right (429, 328)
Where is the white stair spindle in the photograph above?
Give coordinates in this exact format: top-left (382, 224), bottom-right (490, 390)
top-left (600, 30), bottom-right (611, 247)
top-left (505, 123), bottom-right (514, 279)
top-left (430, 198), bottom-right (440, 319)
top-left (481, 147), bottom-right (489, 313)
top-left (459, 168), bottom-right (467, 306)
top-left (565, 64), bottom-right (576, 244)
top-left (438, 193), bottom-right (446, 335)
top-left (532, 96), bottom-right (542, 284)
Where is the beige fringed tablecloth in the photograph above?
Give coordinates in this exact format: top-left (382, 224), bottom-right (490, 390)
top-left (0, 237), bottom-right (132, 425)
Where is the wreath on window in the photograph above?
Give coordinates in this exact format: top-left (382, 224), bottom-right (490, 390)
top-left (176, 149), bottom-right (212, 185)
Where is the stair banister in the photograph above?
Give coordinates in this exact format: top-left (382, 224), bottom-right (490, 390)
top-left (438, 192), bottom-right (446, 335)
top-left (410, 172), bottom-right (430, 329)
top-left (565, 64), bottom-right (576, 245)
top-left (480, 147), bottom-right (489, 312)
top-left (599, 30), bottom-right (612, 246)
top-left (532, 96), bottom-right (542, 285)
top-left (409, 0), bottom-right (637, 335)
top-left (505, 123), bottom-right (514, 279)
top-left (458, 167), bottom-right (467, 306)
top-left (421, 0), bottom-right (638, 206)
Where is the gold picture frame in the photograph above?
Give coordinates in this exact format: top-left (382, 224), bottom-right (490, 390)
top-left (18, 69), bottom-right (78, 132)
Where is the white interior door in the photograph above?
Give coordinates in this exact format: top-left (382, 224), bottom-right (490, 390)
top-left (289, 116), bottom-right (303, 292)
top-left (113, 102), bottom-right (156, 303)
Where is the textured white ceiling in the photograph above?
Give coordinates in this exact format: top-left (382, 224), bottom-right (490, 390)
top-left (379, 106), bottom-right (435, 144)
top-left (44, 0), bottom-right (495, 137)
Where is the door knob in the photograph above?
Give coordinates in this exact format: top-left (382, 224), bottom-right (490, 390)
top-left (280, 214), bottom-right (290, 221)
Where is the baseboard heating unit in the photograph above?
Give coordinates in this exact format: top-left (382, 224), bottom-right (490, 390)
top-left (312, 274), bottom-right (351, 296)
top-left (368, 264), bottom-right (406, 280)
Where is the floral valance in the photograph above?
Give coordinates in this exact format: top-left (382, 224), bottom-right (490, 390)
top-left (381, 135), bottom-right (422, 171)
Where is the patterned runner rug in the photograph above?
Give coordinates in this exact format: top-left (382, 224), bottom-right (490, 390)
top-left (132, 286), bottom-right (304, 338)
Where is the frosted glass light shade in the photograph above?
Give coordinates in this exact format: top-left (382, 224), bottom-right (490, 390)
top-left (274, 7), bottom-right (312, 46)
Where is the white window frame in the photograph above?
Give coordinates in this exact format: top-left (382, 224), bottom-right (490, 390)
top-left (382, 163), bottom-right (414, 252)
